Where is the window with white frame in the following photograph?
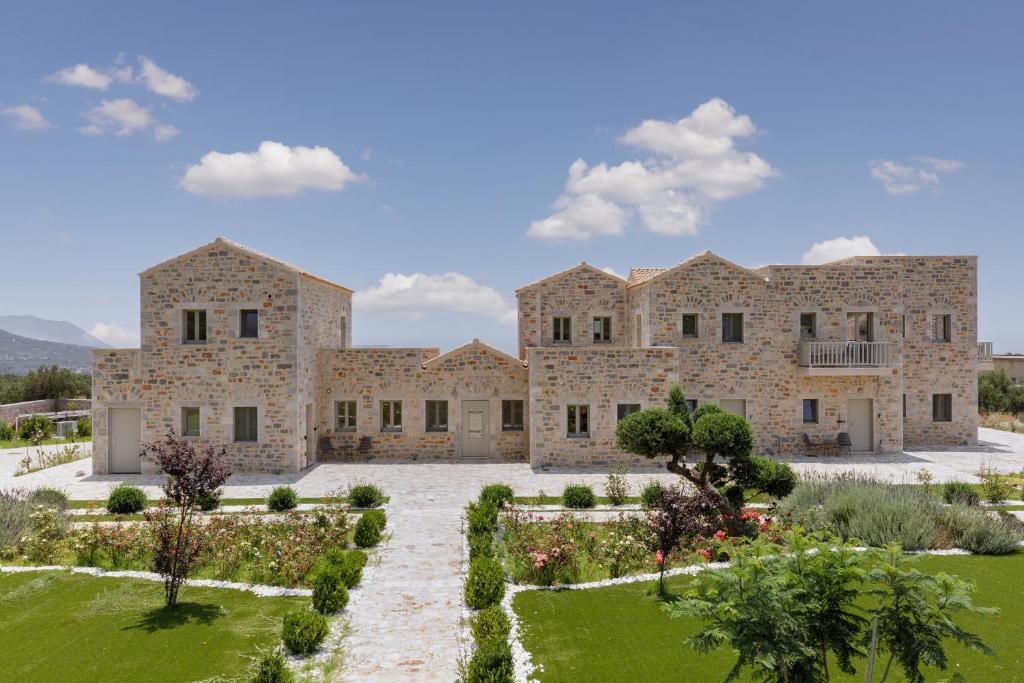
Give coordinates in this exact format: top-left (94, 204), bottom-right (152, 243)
top-left (593, 316), bottom-right (611, 342)
top-left (336, 400), bottom-right (357, 431)
top-left (502, 400), bottom-right (524, 431)
top-left (181, 407), bottom-right (200, 436)
top-left (567, 404), bottom-right (590, 437)
top-left (846, 312), bottom-right (874, 342)
top-left (722, 313), bottom-right (743, 343)
top-left (425, 400), bottom-right (448, 432)
top-left (381, 400), bottom-right (403, 431)
top-left (553, 316), bottom-right (572, 343)
top-left (616, 403), bottom-right (641, 422)
top-left (183, 309), bottom-right (207, 343)
top-left (233, 407), bottom-right (258, 442)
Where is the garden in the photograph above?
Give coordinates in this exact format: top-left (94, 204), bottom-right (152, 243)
top-left (461, 386), bottom-right (1024, 683)
top-left (0, 432), bottom-right (390, 682)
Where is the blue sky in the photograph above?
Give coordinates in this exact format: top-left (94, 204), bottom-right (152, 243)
top-left (1, 1), bottom-right (1022, 354)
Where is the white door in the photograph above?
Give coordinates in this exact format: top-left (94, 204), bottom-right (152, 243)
top-left (305, 403), bottom-right (315, 465)
top-left (846, 399), bottom-right (874, 452)
top-left (109, 408), bottom-right (141, 474)
top-left (720, 399), bottom-right (747, 419)
top-left (461, 400), bottom-right (490, 459)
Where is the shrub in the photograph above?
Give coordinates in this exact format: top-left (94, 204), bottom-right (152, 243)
top-left (943, 481), bottom-right (980, 506)
top-left (75, 416), bottom-right (92, 438)
top-left (18, 414), bottom-right (54, 441)
top-left (479, 484), bottom-right (514, 509)
top-left (267, 486), bottom-right (298, 512)
top-left (0, 421), bottom-right (14, 441)
top-left (353, 514), bottom-right (383, 547)
top-left (312, 568), bottom-right (350, 614)
top-left (976, 463), bottom-right (1013, 504)
top-left (640, 481), bottom-right (663, 509)
top-left (0, 489), bottom-right (33, 550)
top-left (337, 549), bottom-right (368, 588)
top-left (779, 474), bottom-right (939, 550)
top-left (362, 508), bottom-right (387, 530)
top-left (465, 556), bottom-right (505, 609)
top-left (468, 531), bottom-right (494, 560)
top-left (281, 609), bottom-right (330, 655)
top-left (468, 500), bottom-right (498, 534)
top-left (248, 647), bottom-right (294, 683)
top-left (466, 639), bottom-right (514, 683)
top-left (604, 463), bottom-right (630, 505)
top-left (561, 483), bottom-right (596, 509)
top-left (940, 506), bottom-right (1022, 555)
top-left (347, 483), bottom-right (385, 508)
top-left (106, 484), bottom-right (146, 514)
top-left (471, 605), bottom-right (511, 644)
top-left (29, 487), bottom-right (69, 510)
top-left (195, 490), bottom-right (221, 511)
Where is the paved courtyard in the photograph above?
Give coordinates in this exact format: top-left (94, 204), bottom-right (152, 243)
top-left (3, 426), bottom-right (1024, 681)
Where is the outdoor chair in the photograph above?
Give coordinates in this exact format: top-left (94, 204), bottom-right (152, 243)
top-left (836, 432), bottom-right (852, 456)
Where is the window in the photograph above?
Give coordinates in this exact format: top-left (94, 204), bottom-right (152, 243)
top-left (681, 313), bottom-right (698, 338)
top-left (340, 316), bottom-right (347, 343)
top-left (932, 394), bottom-right (952, 422)
top-left (593, 317), bottom-right (612, 342)
top-left (617, 403), bottom-right (641, 422)
top-left (846, 312), bottom-right (874, 342)
top-left (802, 399), bottom-right (819, 424)
top-left (336, 400), bottom-right (357, 431)
top-left (685, 399), bottom-right (698, 415)
top-left (800, 313), bottom-right (816, 340)
top-left (502, 400), bottom-right (524, 431)
top-left (183, 309), bottom-right (207, 343)
top-left (553, 316), bottom-right (572, 343)
top-left (381, 400), bottom-right (402, 431)
top-left (720, 399), bottom-right (746, 419)
top-left (903, 394), bottom-right (907, 418)
top-left (239, 309), bottom-right (259, 338)
top-left (635, 314), bottom-right (643, 346)
top-left (181, 407), bottom-right (200, 436)
top-left (425, 400), bottom-right (448, 432)
top-left (722, 313), bottom-right (744, 343)
top-left (233, 407), bottom-right (258, 442)
top-left (900, 314), bottom-right (906, 338)
top-left (932, 314), bottom-right (952, 342)
top-left (567, 404), bottom-right (590, 437)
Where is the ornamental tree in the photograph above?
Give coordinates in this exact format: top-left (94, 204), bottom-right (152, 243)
top-left (647, 484), bottom-right (724, 594)
top-left (615, 385), bottom-right (795, 532)
top-left (141, 431), bottom-right (232, 607)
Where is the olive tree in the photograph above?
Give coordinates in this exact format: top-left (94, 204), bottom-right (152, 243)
top-left (615, 385), bottom-right (795, 530)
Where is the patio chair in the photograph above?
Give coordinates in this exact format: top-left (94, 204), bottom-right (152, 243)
top-left (802, 432), bottom-right (826, 457)
top-left (836, 432), bottom-right (852, 456)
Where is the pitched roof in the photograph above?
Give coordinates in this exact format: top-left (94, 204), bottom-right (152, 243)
top-left (422, 338), bottom-right (527, 369)
top-left (626, 267), bottom-right (669, 285)
top-left (515, 262), bottom-right (627, 293)
top-left (626, 251), bottom-right (768, 289)
top-left (140, 237), bottom-right (352, 292)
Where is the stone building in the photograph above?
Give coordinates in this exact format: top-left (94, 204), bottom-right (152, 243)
top-left (92, 239), bottom-right (979, 474)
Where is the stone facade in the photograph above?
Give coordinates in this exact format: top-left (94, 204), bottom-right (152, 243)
top-left (92, 239), bottom-right (979, 474)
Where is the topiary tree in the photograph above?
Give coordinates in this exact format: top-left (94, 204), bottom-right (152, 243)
top-left (616, 385), bottom-right (795, 532)
top-left (142, 431), bottom-right (232, 607)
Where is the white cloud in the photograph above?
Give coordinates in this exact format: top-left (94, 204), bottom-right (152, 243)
top-left (1, 104), bottom-right (50, 130)
top-left (137, 56), bottom-right (198, 101)
top-left (45, 63), bottom-right (116, 90)
top-left (354, 272), bottom-right (516, 325)
top-left (801, 235), bottom-right (902, 265)
top-left (154, 124), bottom-right (181, 142)
top-left (528, 98), bottom-right (777, 241)
top-left (181, 141), bottom-right (364, 197)
top-left (89, 322), bottom-right (139, 347)
top-left (80, 98), bottom-right (154, 136)
top-left (869, 156), bottom-right (963, 195)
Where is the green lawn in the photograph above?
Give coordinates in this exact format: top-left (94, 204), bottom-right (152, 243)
top-left (1, 436), bottom-right (91, 450)
top-left (514, 552), bottom-right (1024, 682)
top-left (0, 571), bottom-right (304, 682)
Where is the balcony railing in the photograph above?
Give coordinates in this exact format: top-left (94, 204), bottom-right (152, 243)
top-left (799, 341), bottom-right (896, 369)
top-left (978, 341), bottom-right (994, 363)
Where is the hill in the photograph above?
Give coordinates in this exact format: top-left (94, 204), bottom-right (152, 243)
top-left (0, 328), bottom-right (93, 374)
top-left (0, 315), bottom-right (108, 348)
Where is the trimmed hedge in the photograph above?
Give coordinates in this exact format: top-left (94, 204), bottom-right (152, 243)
top-left (266, 486), bottom-right (298, 512)
top-left (479, 484), bottom-right (514, 509)
top-left (465, 556), bottom-right (505, 609)
top-left (353, 514), bottom-right (383, 548)
top-left (312, 568), bottom-right (350, 614)
top-left (106, 485), bottom-right (146, 514)
top-left (561, 483), bottom-right (596, 509)
top-left (466, 639), bottom-right (514, 683)
top-left (348, 483), bottom-right (386, 508)
top-left (281, 610), bottom-right (329, 655)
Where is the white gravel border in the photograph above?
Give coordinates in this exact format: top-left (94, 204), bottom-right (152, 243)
top-left (0, 564), bottom-right (312, 596)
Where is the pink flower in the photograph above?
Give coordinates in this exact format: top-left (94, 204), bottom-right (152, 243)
top-left (655, 549), bottom-right (665, 566)
top-left (713, 530), bottom-right (726, 541)
top-left (702, 548), bottom-right (712, 560)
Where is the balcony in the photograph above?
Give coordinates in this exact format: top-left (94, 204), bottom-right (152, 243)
top-left (798, 341), bottom-right (897, 376)
top-left (978, 341), bottom-right (994, 371)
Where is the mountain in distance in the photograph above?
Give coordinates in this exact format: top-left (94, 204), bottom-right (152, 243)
top-left (0, 328), bottom-right (93, 374)
top-left (0, 315), bottom-right (109, 348)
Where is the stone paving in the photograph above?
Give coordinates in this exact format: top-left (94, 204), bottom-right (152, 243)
top-left (3, 427), bottom-right (1024, 681)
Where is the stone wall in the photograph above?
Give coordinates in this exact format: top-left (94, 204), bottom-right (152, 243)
top-left (91, 349), bottom-right (142, 474)
top-left (317, 341), bottom-right (529, 461)
top-left (527, 346), bottom-right (678, 468)
top-left (516, 265), bottom-right (627, 360)
top-left (994, 356), bottom-right (1024, 385)
top-left (0, 398), bottom-right (92, 427)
